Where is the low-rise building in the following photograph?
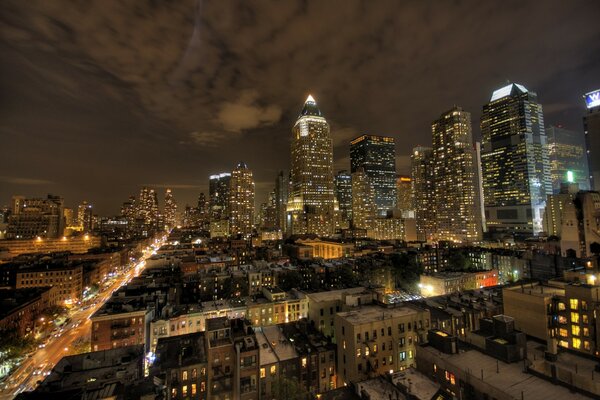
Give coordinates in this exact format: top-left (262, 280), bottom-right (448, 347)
top-left (0, 287), bottom-right (56, 336)
top-left (419, 269), bottom-right (498, 297)
top-left (334, 304), bottom-right (431, 386)
top-left (15, 263), bottom-right (83, 305)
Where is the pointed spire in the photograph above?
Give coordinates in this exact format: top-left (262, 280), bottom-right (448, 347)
top-left (299, 94), bottom-right (323, 117)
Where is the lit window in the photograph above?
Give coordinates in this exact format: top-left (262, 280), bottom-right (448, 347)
top-left (573, 338), bottom-right (581, 349)
top-left (182, 370), bottom-right (188, 381)
top-left (559, 328), bottom-right (568, 337)
top-left (182, 385), bottom-right (188, 396)
top-left (570, 299), bottom-right (579, 310)
top-left (356, 348), bottom-right (361, 357)
top-left (302, 358), bottom-right (307, 368)
top-left (572, 325), bottom-right (580, 336)
top-left (260, 368), bottom-right (266, 378)
top-left (571, 312), bottom-right (580, 323)
top-left (191, 384), bottom-right (197, 395)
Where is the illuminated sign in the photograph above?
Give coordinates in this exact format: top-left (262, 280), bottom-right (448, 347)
top-left (585, 90), bottom-right (600, 109)
top-left (567, 170), bottom-right (574, 183)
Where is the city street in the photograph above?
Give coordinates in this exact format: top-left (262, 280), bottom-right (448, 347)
top-left (0, 241), bottom-right (163, 399)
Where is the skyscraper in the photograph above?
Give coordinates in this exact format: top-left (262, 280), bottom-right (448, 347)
top-left (546, 125), bottom-right (590, 193)
top-left (163, 189), bottom-right (177, 230)
top-left (274, 171), bottom-right (289, 232)
top-left (137, 187), bottom-right (160, 232)
top-left (335, 170), bottom-right (352, 225)
top-left (396, 175), bottom-right (413, 214)
top-left (411, 146), bottom-right (435, 242)
top-left (77, 200), bottom-right (93, 232)
top-left (287, 95), bottom-right (335, 236)
top-left (209, 173), bottom-right (231, 221)
top-left (481, 83), bottom-right (551, 237)
top-left (583, 89), bottom-right (600, 190)
top-left (350, 135), bottom-right (397, 216)
top-left (229, 162), bottom-right (255, 238)
top-left (351, 168), bottom-right (376, 231)
top-left (432, 107), bottom-right (481, 242)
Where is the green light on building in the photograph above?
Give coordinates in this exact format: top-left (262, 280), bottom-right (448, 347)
top-left (567, 170), bottom-right (574, 183)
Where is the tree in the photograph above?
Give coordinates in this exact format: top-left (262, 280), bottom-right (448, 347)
top-left (271, 376), bottom-right (310, 400)
top-left (448, 250), bottom-right (472, 271)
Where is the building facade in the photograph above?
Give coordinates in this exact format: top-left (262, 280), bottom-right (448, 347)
top-left (229, 162), bottom-right (255, 239)
top-left (287, 95), bottom-right (335, 237)
top-left (163, 189), bottom-right (178, 230)
top-left (481, 83), bottom-right (552, 237)
top-left (546, 125), bottom-right (590, 193)
top-left (583, 89), bottom-right (600, 190)
top-left (351, 169), bottom-right (376, 232)
top-left (209, 173), bottom-right (232, 222)
top-left (350, 135), bottom-right (397, 216)
top-left (335, 170), bottom-right (353, 226)
top-left (432, 107), bottom-right (481, 242)
top-left (7, 195), bottom-right (65, 239)
top-left (411, 146), bottom-right (436, 242)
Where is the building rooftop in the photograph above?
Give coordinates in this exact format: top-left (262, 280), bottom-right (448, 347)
top-left (419, 344), bottom-right (591, 400)
top-left (504, 283), bottom-right (564, 298)
top-left (154, 332), bottom-right (207, 369)
top-left (0, 287), bottom-right (53, 319)
top-left (305, 287), bottom-right (369, 303)
top-left (337, 304), bottom-right (423, 325)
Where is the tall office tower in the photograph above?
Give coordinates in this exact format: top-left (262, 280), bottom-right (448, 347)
top-left (197, 193), bottom-right (209, 229)
top-left (137, 187), bottom-right (160, 229)
top-left (546, 125), bottom-right (590, 192)
top-left (350, 135), bottom-right (397, 216)
top-left (163, 189), bottom-right (178, 230)
top-left (287, 95), bottom-right (335, 236)
top-left (63, 208), bottom-right (74, 227)
top-left (121, 196), bottom-right (136, 223)
top-left (432, 107), bottom-right (481, 242)
top-left (583, 89), bottom-right (600, 190)
top-left (209, 172), bottom-right (231, 221)
top-left (77, 201), bottom-right (93, 232)
top-left (481, 83), bottom-right (552, 237)
top-left (229, 162), bottom-right (255, 238)
top-left (560, 190), bottom-right (600, 258)
top-left (411, 146), bottom-right (436, 242)
top-left (274, 171), bottom-right (289, 231)
top-left (335, 170), bottom-right (353, 224)
top-left (7, 194), bottom-right (65, 239)
top-left (396, 175), bottom-right (413, 213)
top-left (351, 168), bottom-right (376, 230)
top-left (474, 142), bottom-right (487, 234)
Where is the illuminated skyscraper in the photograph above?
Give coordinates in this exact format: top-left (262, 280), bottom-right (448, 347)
top-left (396, 175), bottom-right (412, 214)
top-left (77, 200), bottom-right (93, 232)
top-left (411, 146), bottom-right (436, 242)
top-left (7, 194), bottom-right (65, 239)
top-left (583, 89), bottom-right (600, 190)
top-left (209, 172), bottom-right (231, 221)
top-left (163, 189), bottom-right (178, 229)
top-left (350, 135), bottom-right (397, 216)
top-left (351, 168), bottom-right (376, 231)
top-left (274, 171), bottom-right (289, 232)
top-left (229, 162), bottom-right (255, 238)
top-left (546, 125), bottom-right (590, 193)
top-left (335, 170), bottom-right (352, 225)
top-left (481, 83), bottom-right (551, 237)
top-left (432, 107), bottom-right (481, 242)
top-left (137, 187), bottom-right (159, 232)
top-left (287, 95), bottom-right (335, 236)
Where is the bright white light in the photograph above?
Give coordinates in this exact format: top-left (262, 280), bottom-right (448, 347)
top-left (306, 94), bottom-right (316, 103)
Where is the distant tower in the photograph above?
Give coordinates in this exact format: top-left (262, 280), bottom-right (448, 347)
top-left (274, 171), bottom-right (289, 232)
top-left (396, 175), bottom-right (413, 214)
top-left (350, 135), bottom-right (397, 216)
top-left (287, 95), bottom-right (335, 236)
top-left (411, 146), bottom-right (436, 242)
top-left (583, 89), bottom-right (600, 190)
top-left (209, 173), bottom-right (231, 221)
top-left (546, 125), bottom-right (590, 193)
top-left (432, 107), bottom-right (481, 242)
top-left (137, 187), bottom-right (159, 231)
top-left (481, 83), bottom-right (551, 237)
top-left (229, 162), bottom-right (255, 238)
top-left (335, 170), bottom-right (353, 225)
top-left (163, 189), bottom-right (178, 230)
top-left (351, 168), bottom-right (376, 231)
top-left (77, 201), bottom-right (93, 232)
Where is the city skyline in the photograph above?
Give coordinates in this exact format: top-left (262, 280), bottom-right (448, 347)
top-left (1, 1), bottom-right (599, 214)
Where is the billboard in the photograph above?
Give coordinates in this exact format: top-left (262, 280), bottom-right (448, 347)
top-left (585, 89), bottom-right (600, 109)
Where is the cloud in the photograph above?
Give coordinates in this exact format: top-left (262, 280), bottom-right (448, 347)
top-left (217, 90), bottom-right (282, 132)
top-left (189, 131), bottom-right (230, 146)
top-left (0, 176), bottom-right (54, 185)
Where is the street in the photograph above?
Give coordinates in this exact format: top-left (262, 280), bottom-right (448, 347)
top-left (0, 239), bottom-right (163, 399)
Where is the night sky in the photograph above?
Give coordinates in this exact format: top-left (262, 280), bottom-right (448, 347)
top-left (1, 0), bottom-right (599, 214)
